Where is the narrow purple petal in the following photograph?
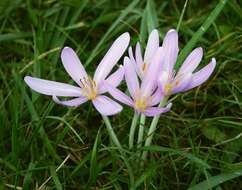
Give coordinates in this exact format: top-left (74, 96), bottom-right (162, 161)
top-left (144, 29), bottom-right (159, 64)
top-left (128, 47), bottom-right (143, 78)
top-left (149, 88), bottom-right (164, 106)
top-left (92, 95), bottom-right (122, 116)
top-left (52, 96), bottom-right (88, 107)
top-left (94, 32), bottom-right (130, 84)
top-left (158, 71), bottom-right (169, 94)
top-left (177, 47), bottom-right (203, 75)
top-left (135, 42), bottom-right (144, 67)
top-left (141, 47), bottom-right (164, 97)
top-left (98, 66), bottom-right (124, 94)
top-left (24, 76), bottom-right (83, 97)
top-left (144, 103), bottom-right (172, 117)
top-left (61, 47), bottom-right (88, 86)
top-left (162, 29), bottom-right (179, 73)
top-left (171, 73), bottom-right (192, 94)
top-left (105, 82), bottom-right (134, 106)
top-left (124, 57), bottom-right (140, 99)
top-left (185, 58), bottom-right (216, 91)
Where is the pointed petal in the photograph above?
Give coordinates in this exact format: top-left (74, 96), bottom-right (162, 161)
top-left (185, 58), bottom-right (216, 91)
top-left (135, 42), bottom-right (144, 66)
top-left (162, 29), bottom-right (179, 73)
top-left (128, 47), bottom-right (143, 79)
top-left (94, 32), bottom-right (130, 84)
top-left (178, 47), bottom-right (203, 75)
top-left (124, 57), bottom-right (140, 99)
top-left (24, 76), bottom-right (83, 97)
top-left (105, 83), bottom-right (134, 106)
top-left (171, 73), bottom-right (192, 94)
top-left (158, 71), bottom-right (169, 94)
top-left (53, 96), bottom-right (88, 107)
top-left (97, 66), bottom-right (124, 93)
top-left (92, 95), bottom-right (122, 116)
top-left (61, 47), bottom-right (88, 86)
top-left (144, 29), bottom-right (159, 64)
top-left (141, 47), bottom-right (164, 97)
top-left (149, 88), bottom-right (164, 106)
top-left (144, 103), bottom-right (172, 117)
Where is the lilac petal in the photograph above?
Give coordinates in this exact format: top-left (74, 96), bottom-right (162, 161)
top-left (61, 47), bottom-right (88, 86)
top-left (129, 46), bottom-right (143, 79)
top-left (171, 73), bottom-right (192, 94)
top-left (185, 58), bottom-right (216, 91)
top-left (144, 29), bottom-right (159, 64)
top-left (144, 103), bottom-right (172, 117)
top-left (162, 29), bottom-right (179, 73)
top-left (158, 71), bottom-right (169, 94)
top-left (178, 47), bottom-right (203, 75)
top-left (149, 88), bottom-right (164, 106)
top-left (24, 76), bottom-right (83, 97)
top-left (105, 83), bottom-right (134, 106)
top-left (124, 57), bottom-right (140, 99)
top-left (98, 66), bottom-right (124, 94)
top-left (92, 95), bottom-right (122, 116)
top-left (53, 96), bottom-right (88, 107)
top-left (94, 32), bottom-right (130, 84)
top-left (135, 42), bottom-right (144, 67)
top-left (141, 47), bottom-right (164, 97)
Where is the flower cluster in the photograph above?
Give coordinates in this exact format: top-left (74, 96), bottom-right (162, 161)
top-left (24, 29), bottom-right (216, 116)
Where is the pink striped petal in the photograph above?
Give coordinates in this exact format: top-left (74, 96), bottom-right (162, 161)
top-left (53, 96), bottom-right (88, 107)
top-left (94, 32), bottom-right (130, 84)
top-left (144, 103), bottom-right (172, 117)
top-left (178, 47), bottom-right (203, 75)
top-left (24, 76), bottom-right (83, 97)
top-left (124, 57), bottom-right (140, 99)
top-left (92, 95), bottom-right (122, 116)
top-left (185, 58), bottom-right (216, 91)
top-left (105, 83), bottom-right (134, 106)
top-left (144, 29), bottom-right (159, 64)
top-left (162, 29), bottom-right (179, 73)
top-left (61, 47), bottom-right (88, 86)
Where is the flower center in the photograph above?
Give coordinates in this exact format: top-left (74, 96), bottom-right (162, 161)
top-left (80, 76), bottom-right (97, 100)
top-left (134, 97), bottom-right (147, 112)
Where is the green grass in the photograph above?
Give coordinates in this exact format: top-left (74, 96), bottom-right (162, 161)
top-left (1, 0), bottom-right (242, 189)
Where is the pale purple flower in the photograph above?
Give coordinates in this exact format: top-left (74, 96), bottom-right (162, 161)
top-left (128, 29), bottom-right (159, 79)
top-left (158, 29), bottom-right (216, 95)
top-left (106, 47), bottom-right (172, 117)
top-left (24, 33), bottom-right (130, 116)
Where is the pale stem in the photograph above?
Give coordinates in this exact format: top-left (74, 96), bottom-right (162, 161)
top-left (142, 96), bottom-right (169, 161)
top-left (137, 114), bottom-right (146, 148)
top-left (129, 112), bottom-right (139, 149)
top-left (102, 115), bottom-right (122, 150)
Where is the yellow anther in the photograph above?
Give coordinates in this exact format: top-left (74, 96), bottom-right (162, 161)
top-left (135, 97), bottom-right (147, 112)
top-left (80, 76), bottom-right (97, 100)
top-left (164, 83), bottom-right (173, 94)
top-left (142, 63), bottom-right (147, 72)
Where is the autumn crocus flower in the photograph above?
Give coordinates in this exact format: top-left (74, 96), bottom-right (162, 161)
top-left (24, 33), bottom-right (130, 116)
top-left (107, 47), bottom-right (172, 117)
top-left (158, 29), bottom-right (216, 95)
top-left (128, 29), bottom-right (159, 79)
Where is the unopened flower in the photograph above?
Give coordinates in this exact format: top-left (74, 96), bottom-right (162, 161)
top-left (24, 33), bottom-right (130, 116)
top-left (158, 29), bottom-right (216, 95)
top-left (128, 29), bottom-right (159, 79)
top-left (107, 47), bottom-right (172, 117)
